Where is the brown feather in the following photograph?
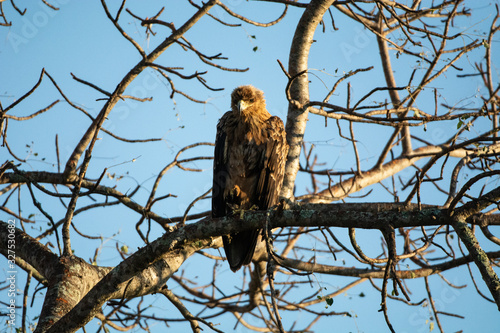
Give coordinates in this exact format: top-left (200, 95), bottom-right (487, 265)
top-left (212, 85), bottom-right (288, 272)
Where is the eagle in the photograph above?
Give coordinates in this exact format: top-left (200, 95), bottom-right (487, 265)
top-left (212, 85), bottom-right (288, 272)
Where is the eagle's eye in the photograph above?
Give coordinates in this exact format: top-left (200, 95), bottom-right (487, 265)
top-left (249, 98), bottom-right (255, 103)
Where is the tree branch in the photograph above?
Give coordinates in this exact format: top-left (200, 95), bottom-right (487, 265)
top-left (281, 0), bottom-right (337, 199)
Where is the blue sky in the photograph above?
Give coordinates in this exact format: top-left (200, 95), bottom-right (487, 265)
top-left (1, 1), bottom-right (499, 332)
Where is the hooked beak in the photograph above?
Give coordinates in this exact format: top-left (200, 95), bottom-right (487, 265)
top-left (237, 100), bottom-right (249, 113)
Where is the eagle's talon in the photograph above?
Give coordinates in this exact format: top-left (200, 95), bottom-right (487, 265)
top-left (229, 207), bottom-right (246, 220)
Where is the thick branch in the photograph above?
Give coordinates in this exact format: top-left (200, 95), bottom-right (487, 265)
top-left (309, 144), bottom-right (468, 203)
top-left (452, 215), bottom-right (500, 310)
top-left (451, 185), bottom-right (500, 310)
top-left (0, 220), bottom-right (58, 280)
top-left (281, 0), bottom-right (336, 199)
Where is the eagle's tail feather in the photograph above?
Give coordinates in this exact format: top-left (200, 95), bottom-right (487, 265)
top-left (223, 229), bottom-right (260, 272)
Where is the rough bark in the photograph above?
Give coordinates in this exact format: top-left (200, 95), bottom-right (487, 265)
top-left (35, 256), bottom-right (101, 332)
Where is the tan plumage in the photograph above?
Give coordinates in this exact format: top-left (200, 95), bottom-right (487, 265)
top-left (212, 85), bottom-right (288, 272)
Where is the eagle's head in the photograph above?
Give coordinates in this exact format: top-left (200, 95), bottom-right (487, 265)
top-left (231, 85), bottom-right (268, 118)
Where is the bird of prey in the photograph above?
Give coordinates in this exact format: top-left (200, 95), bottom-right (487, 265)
top-left (212, 85), bottom-right (288, 272)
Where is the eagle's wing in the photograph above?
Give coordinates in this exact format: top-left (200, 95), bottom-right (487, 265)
top-left (212, 112), bottom-right (230, 219)
top-left (255, 116), bottom-right (288, 209)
